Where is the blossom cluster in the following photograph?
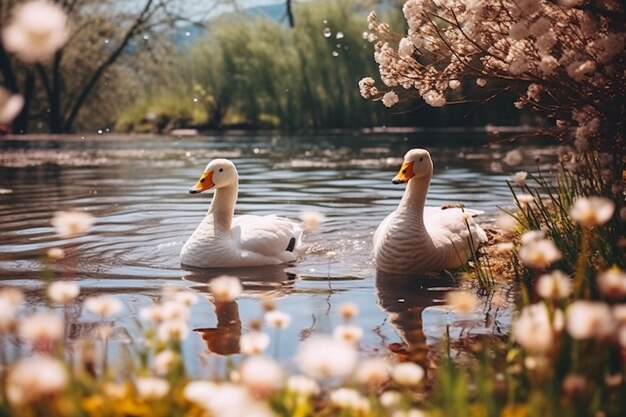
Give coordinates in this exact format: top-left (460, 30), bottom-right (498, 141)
top-left (361, 0), bottom-right (625, 155)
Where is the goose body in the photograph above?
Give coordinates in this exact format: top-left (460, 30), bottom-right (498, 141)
top-left (373, 149), bottom-right (487, 275)
top-left (180, 159), bottom-right (303, 268)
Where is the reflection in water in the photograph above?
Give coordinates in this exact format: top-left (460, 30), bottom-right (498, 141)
top-left (196, 300), bottom-right (242, 356)
top-left (0, 134), bottom-right (549, 362)
top-left (375, 272), bottom-right (455, 364)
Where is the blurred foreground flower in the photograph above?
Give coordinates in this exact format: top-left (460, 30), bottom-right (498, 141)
top-left (84, 295), bottom-right (123, 318)
top-left (7, 356), bottom-right (68, 405)
top-left (209, 275), bottom-right (242, 302)
top-left (295, 335), bottom-right (357, 380)
top-left (299, 210), bottom-right (325, 232)
top-left (536, 270), bottom-right (572, 300)
top-left (240, 331), bottom-right (270, 355)
top-left (445, 290), bottom-right (479, 314)
top-left (264, 310), bottom-right (291, 329)
top-left (519, 237), bottom-right (562, 269)
top-left (0, 87), bottom-right (24, 124)
top-left (566, 301), bottom-right (615, 340)
top-left (513, 303), bottom-right (563, 355)
top-left (1, 0), bottom-right (68, 63)
top-left (135, 377), bottom-right (169, 400)
top-left (48, 281), bottom-right (80, 304)
top-left (52, 210), bottom-right (95, 238)
top-left (18, 312), bottom-right (64, 345)
top-left (240, 356), bottom-right (284, 399)
top-left (569, 196), bottom-right (615, 228)
top-left (391, 362), bottom-right (425, 386)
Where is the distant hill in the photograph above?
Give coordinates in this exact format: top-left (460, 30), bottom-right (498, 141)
top-left (173, 2), bottom-right (287, 47)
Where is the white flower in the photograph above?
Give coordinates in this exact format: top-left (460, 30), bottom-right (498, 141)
top-left (1, 0), bottom-right (68, 63)
top-left (448, 80), bottom-right (461, 89)
top-left (286, 375), bottom-right (320, 397)
top-left (264, 310), bottom-right (291, 329)
top-left (519, 238), bottom-right (562, 269)
top-left (18, 313), bottom-right (64, 344)
top-left (380, 390), bottom-right (402, 408)
top-left (503, 149), bottom-right (523, 166)
top-left (0, 87), bottom-right (24, 124)
top-left (567, 60), bottom-right (596, 81)
top-left (330, 388), bottom-right (370, 412)
top-left (566, 301), bottom-right (614, 340)
top-left (7, 356), bottom-right (68, 405)
top-left (392, 362), bottom-right (424, 386)
top-left (299, 210), bottom-right (325, 232)
top-left (326, 251), bottom-right (337, 259)
top-left (393, 410), bottom-right (428, 417)
top-left (496, 214), bottom-right (517, 232)
top-left (597, 267), bottom-right (626, 298)
top-left (240, 356), bottom-right (284, 398)
top-left (382, 91), bottom-right (399, 108)
top-left (153, 350), bottom-right (178, 376)
top-left (209, 275), bottom-right (242, 303)
top-left (536, 271), bottom-right (572, 299)
top-left (47, 281), bottom-right (80, 304)
top-left (295, 335), bottom-right (357, 380)
top-left (512, 171), bottom-right (528, 186)
top-left (203, 383), bottom-right (267, 417)
top-left (46, 247), bottom-right (65, 260)
top-left (140, 305), bottom-right (164, 323)
top-left (240, 331), bottom-right (271, 355)
top-left (174, 291), bottom-right (198, 306)
top-left (85, 295), bottom-right (123, 317)
top-left (333, 324), bottom-right (363, 345)
top-left (183, 380), bottom-right (218, 407)
top-left (423, 90), bottom-right (446, 107)
top-left (520, 230), bottom-right (545, 245)
top-left (0, 299), bottom-right (17, 334)
top-left (136, 377), bottom-right (169, 400)
top-left (0, 287), bottom-right (24, 308)
top-left (339, 302), bottom-right (359, 320)
top-left (157, 320), bottom-right (189, 342)
top-left (517, 194), bottom-right (535, 206)
top-left (476, 78), bottom-right (487, 87)
top-left (513, 303), bottom-right (563, 355)
top-left (398, 37), bottom-right (414, 57)
top-left (569, 197), bottom-right (615, 228)
top-left (160, 300), bottom-right (190, 322)
top-left (51, 211), bottom-right (95, 238)
top-left (356, 357), bottom-right (391, 387)
top-left (445, 290), bottom-right (479, 314)
top-left (538, 55), bottom-right (558, 75)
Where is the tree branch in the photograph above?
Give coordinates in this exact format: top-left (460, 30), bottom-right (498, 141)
top-left (63, 0), bottom-right (155, 132)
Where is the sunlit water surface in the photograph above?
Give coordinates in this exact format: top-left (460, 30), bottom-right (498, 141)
top-left (0, 133), bottom-right (559, 373)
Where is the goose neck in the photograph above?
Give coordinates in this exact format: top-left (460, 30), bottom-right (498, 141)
top-left (399, 175), bottom-right (430, 216)
top-left (208, 183), bottom-right (238, 232)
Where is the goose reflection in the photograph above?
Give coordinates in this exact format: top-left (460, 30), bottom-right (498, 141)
top-left (375, 272), bottom-right (455, 364)
top-left (184, 265), bottom-right (297, 356)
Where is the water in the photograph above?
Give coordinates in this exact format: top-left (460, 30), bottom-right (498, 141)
top-left (0, 133), bottom-right (557, 372)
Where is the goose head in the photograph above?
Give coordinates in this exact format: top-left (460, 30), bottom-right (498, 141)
top-left (392, 148), bottom-right (433, 184)
top-left (189, 159), bottom-right (238, 194)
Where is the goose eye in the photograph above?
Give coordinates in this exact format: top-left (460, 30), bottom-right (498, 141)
top-left (419, 157), bottom-right (423, 161)
top-left (219, 168), bottom-right (224, 172)
top-left (402, 169), bottom-right (407, 174)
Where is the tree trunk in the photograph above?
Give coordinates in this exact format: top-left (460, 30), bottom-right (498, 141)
top-left (12, 72), bottom-right (35, 134)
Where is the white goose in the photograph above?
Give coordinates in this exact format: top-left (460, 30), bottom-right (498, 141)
top-left (373, 149), bottom-right (487, 275)
top-left (180, 159), bottom-right (303, 268)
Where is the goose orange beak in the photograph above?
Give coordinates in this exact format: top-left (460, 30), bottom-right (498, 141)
top-left (392, 161), bottom-right (415, 184)
top-left (189, 170), bottom-right (214, 194)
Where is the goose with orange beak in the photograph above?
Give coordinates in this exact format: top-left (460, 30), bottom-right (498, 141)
top-left (373, 149), bottom-right (487, 275)
top-left (181, 159), bottom-right (303, 268)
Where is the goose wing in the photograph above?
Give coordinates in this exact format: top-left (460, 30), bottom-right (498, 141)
top-left (232, 215), bottom-right (303, 257)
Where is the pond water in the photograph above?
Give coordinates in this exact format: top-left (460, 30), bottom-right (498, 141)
top-left (0, 133), bottom-right (557, 373)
